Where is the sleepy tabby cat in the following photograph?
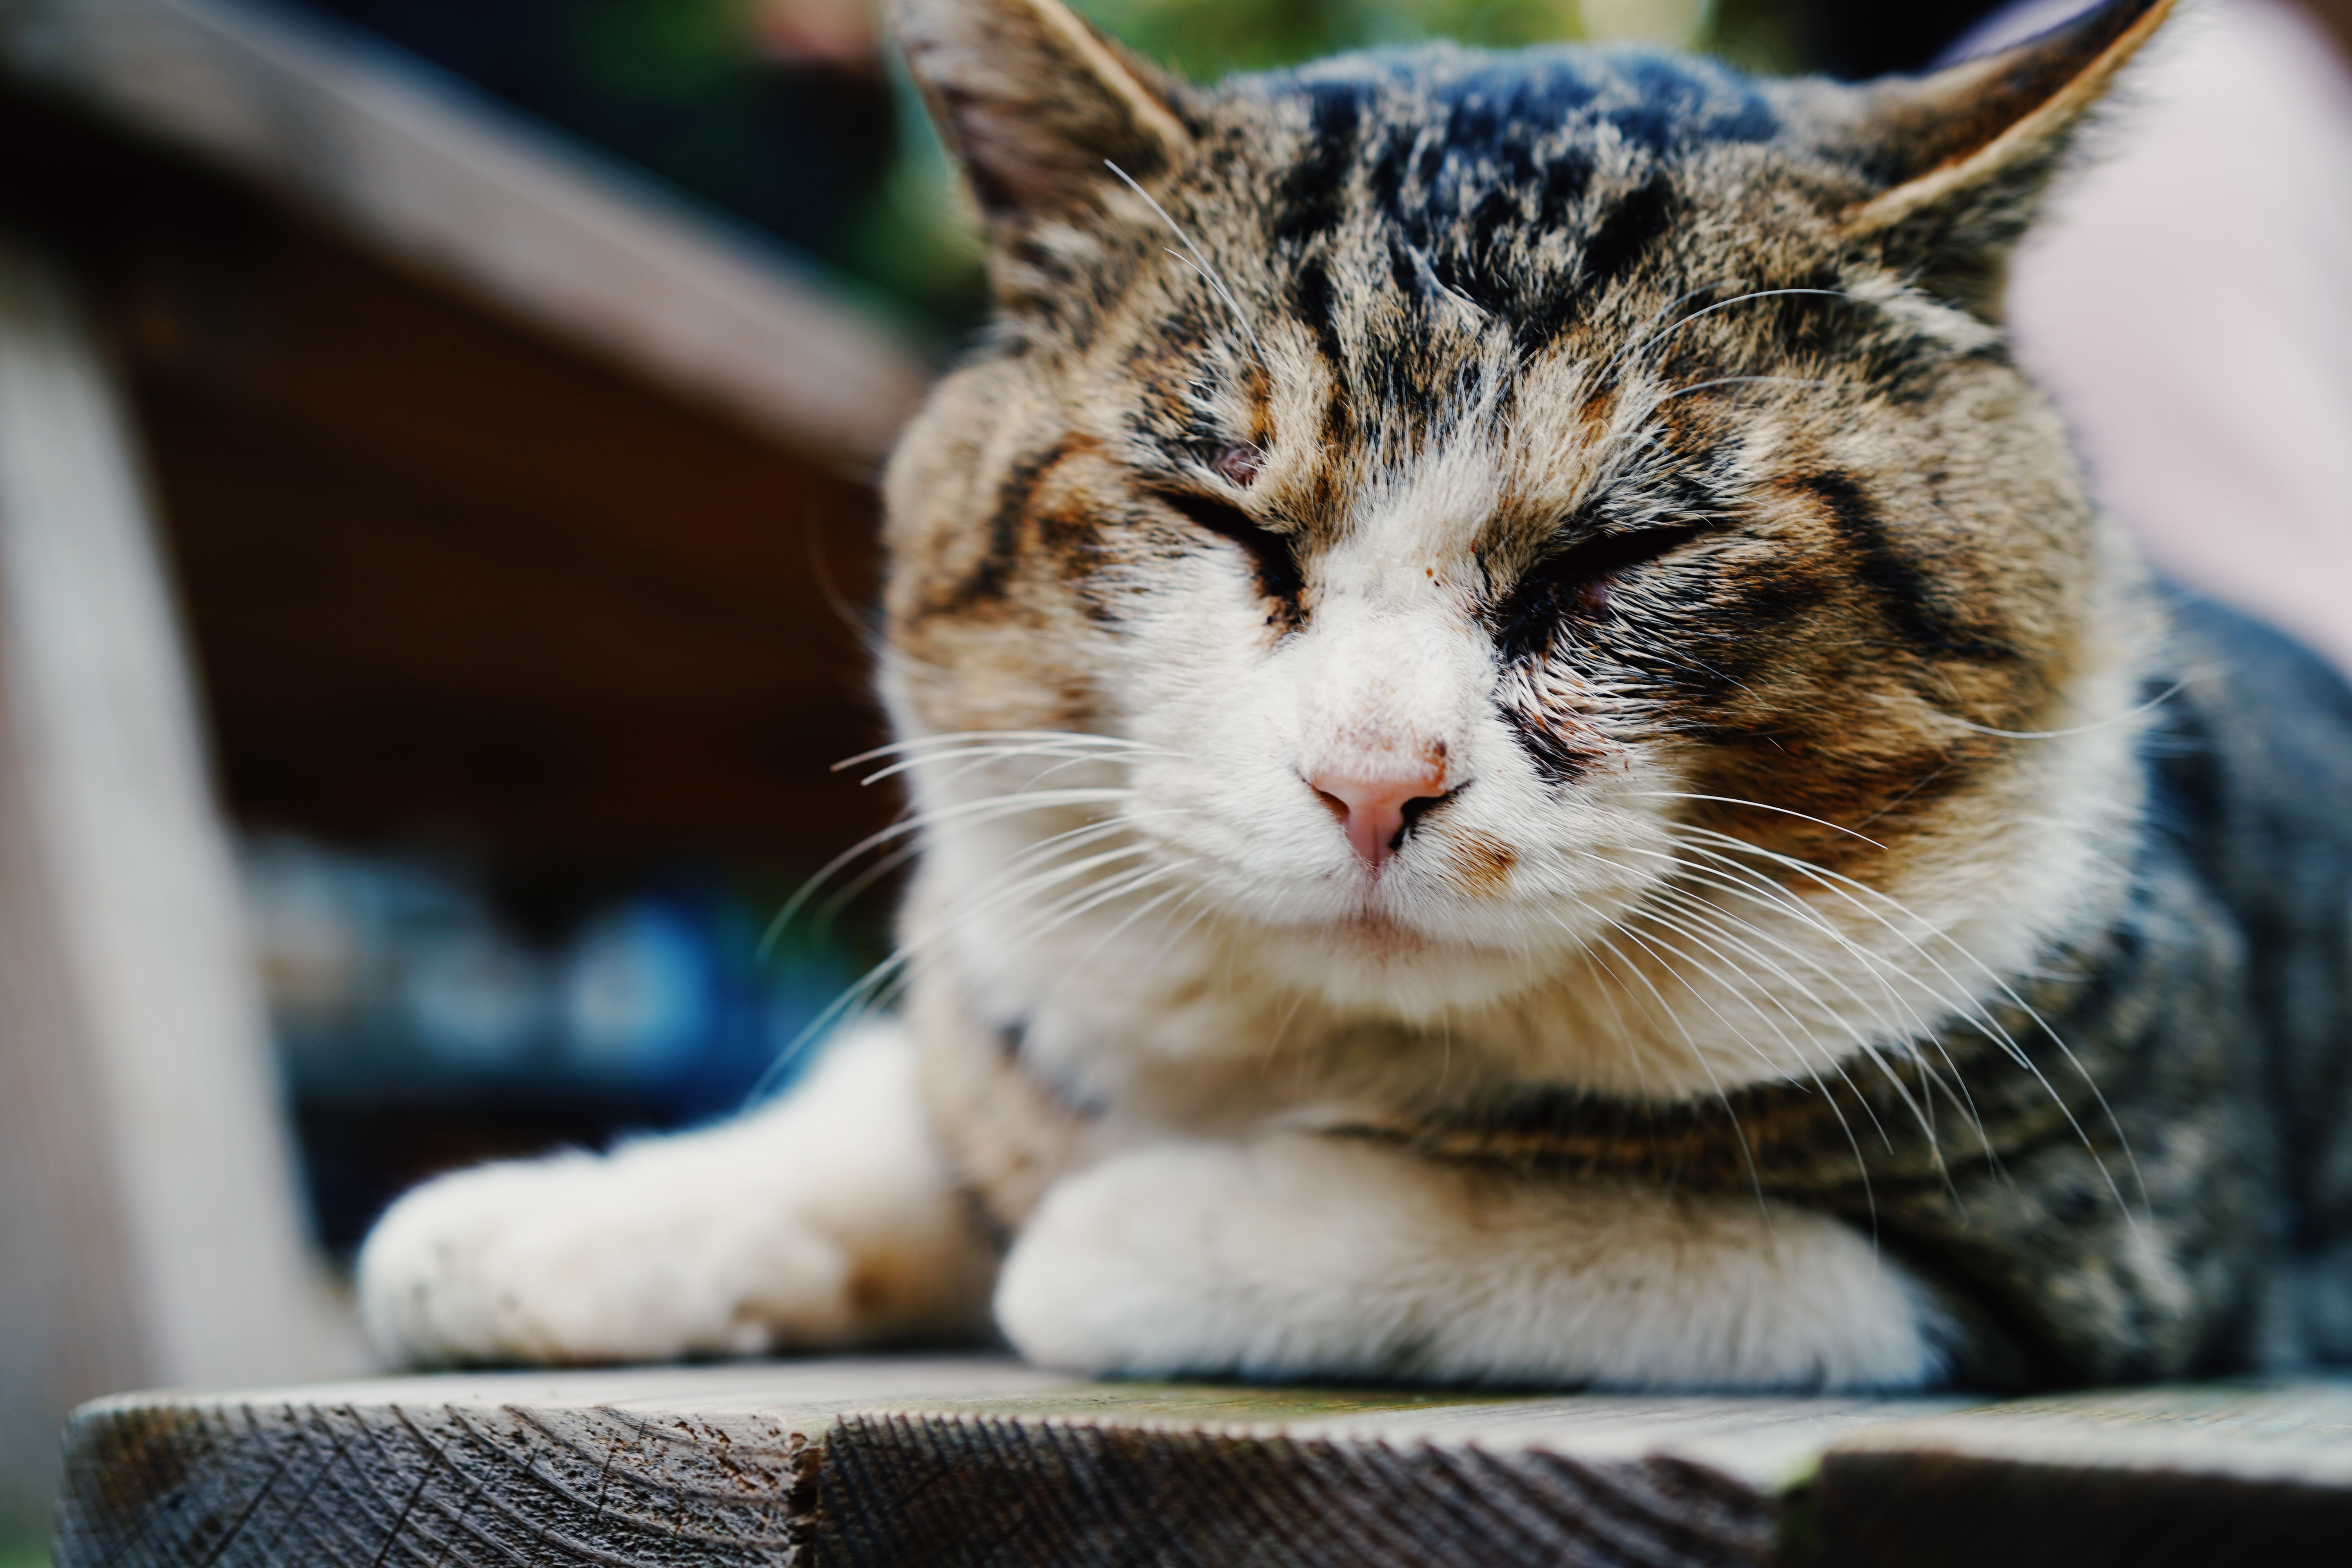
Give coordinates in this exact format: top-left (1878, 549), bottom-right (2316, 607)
top-left (358, 0), bottom-right (2352, 1390)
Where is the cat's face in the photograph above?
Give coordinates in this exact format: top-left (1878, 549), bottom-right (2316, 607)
top-left (882, 1), bottom-right (2164, 1030)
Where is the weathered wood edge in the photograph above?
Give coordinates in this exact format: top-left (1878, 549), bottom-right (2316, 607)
top-left (48, 1361), bottom-right (1940, 1568)
top-left (51, 1359), bottom-right (1075, 1568)
top-left (1809, 1381), bottom-right (2352, 1568)
top-left (0, 0), bottom-right (932, 468)
top-left (54, 1365), bottom-right (2352, 1568)
top-left (809, 1390), bottom-right (1924, 1568)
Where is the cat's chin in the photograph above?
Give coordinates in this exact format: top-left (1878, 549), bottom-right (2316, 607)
top-left (1272, 913), bottom-right (1540, 1016)
top-left (1327, 910), bottom-right (1441, 955)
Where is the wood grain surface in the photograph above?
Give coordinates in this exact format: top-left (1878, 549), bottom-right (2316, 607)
top-left (52, 1358), bottom-right (1956, 1568)
top-left (53, 1360), bottom-right (2352, 1567)
top-left (1811, 1382), bottom-right (2352, 1568)
top-left (54, 1361), bottom-right (1068, 1568)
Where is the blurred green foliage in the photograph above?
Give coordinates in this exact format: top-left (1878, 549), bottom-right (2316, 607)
top-left (578, 0), bottom-right (755, 95)
top-left (0, 1535), bottom-right (49, 1568)
top-left (1074, 0), bottom-right (1581, 77)
top-left (1069, 0), bottom-right (1808, 82)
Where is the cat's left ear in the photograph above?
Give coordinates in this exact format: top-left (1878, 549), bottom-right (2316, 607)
top-left (1834, 0), bottom-right (2175, 314)
top-left (890, 0), bottom-right (1192, 223)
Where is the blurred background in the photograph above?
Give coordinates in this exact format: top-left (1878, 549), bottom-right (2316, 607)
top-left (0, 0), bottom-right (2345, 1561)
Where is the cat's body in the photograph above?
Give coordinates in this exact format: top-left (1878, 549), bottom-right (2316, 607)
top-left (358, 0), bottom-right (2352, 1389)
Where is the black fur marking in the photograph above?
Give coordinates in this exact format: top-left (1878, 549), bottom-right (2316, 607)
top-left (1511, 266), bottom-right (1586, 356)
top-left (1428, 59), bottom-right (1603, 141)
top-left (1604, 54), bottom-right (1777, 154)
top-left (1715, 556), bottom-right (1833, 634)
top-left (1797, 471), bottom-right (2014, 662)
top-left (1258, 51), bottom-right (1779, 387)
top-left (947, 440), bottom-right (1070, 608)
top-left (1579, 176), bottom-right (1675, 298)
top-left (1498, 701), bottom-right (1599, 787)
top-left (1387, 232), bottom-right (1422, 301)
top-left (1293, 257), bottom-right (1347, 372)
top-left (1541, 145), bottom-right (1595, 222)
top-left (1276, 82), bottom-right (1365, 247)
top-left (1156, 489), bottom-right (1306, 628)
top-left (1490, 522), bottom-right (1713, 665)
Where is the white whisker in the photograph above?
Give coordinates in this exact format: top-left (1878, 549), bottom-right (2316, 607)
top-left (1629, 898), bottom-right (1887, 1226)
top-left (1634, 791), bottom-right (1887, 849)
top-left (1602, 287), bottom-right (1853, 384)
top-left (1105, 160), bottom-right (1262, 359)
top-left (838, 728), bottom-right (1160, 763)
top-left (1936, 680), bottom-right (2185, 741)
top-left (1661, 822), bottom-right (2146, 1219)
top-left (1573, 913), bottom-right (1769, 1210)
top-left (764, 786), bottom-right (1139, 950)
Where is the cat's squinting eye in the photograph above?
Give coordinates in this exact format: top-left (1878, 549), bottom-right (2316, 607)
top-left (1158, 490), bottom-right (1306, 605)
top-left (1207, 443), bottom-right (1264, 488)
top-left (1495, 521), bottom-right (1709, 655)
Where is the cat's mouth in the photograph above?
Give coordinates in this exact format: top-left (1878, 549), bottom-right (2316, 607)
top-left (1331, 911), bottom-right (1426, 950)
top-left (1279, 901), bottom-right (1536, 1016)
top-left (1321, 907), bottom-right (1492, 960)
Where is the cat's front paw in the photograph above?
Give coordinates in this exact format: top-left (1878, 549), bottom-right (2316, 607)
top-left (995, 1135), bottom-right (1953, 1388)
top-left (994, 1138), bottom-right (1425, 1379)
top-left (358, 1152), bottom-right (856, 1365)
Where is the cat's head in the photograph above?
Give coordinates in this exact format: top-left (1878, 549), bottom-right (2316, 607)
top-left (878, 0), bottom-right (2168, 1031)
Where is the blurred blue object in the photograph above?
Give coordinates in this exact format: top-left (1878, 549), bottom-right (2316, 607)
top-left (244, 834), bottom-right (852, 1100)
top-left (562, 900), bottom-right (713, 1080)
top-left (241, 833), bottom-right (859, 1252)
top-left (403, 925), bottom-right (549, 1070)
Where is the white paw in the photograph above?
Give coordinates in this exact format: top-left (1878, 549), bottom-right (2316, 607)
top-left (357, 1151), bottom-right (857, 1366)
top-left (995, 1138), bottom-right (1438, 1379)
top-left (995, 1135), bottom-right (1951, 1389)
top-left (358, 1021), bottom-right (997, 1367)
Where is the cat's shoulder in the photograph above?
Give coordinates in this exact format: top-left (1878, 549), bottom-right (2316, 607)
top-left (2148, 588), bottom-right (2352, 978)
top-left (2157, 588), bottom-right (2352, 817)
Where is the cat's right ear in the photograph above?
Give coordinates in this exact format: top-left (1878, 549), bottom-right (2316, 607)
top-left (890, 0), bottom-right (1192, 222)
top-left (1831, 0), bottom-right (2175, 316)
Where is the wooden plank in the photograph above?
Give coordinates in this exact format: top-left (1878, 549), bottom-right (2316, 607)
top-left (0, 240), bottom-right (361, 1525)
top-left (1811, 1381), bottom-right (2352, 1568)
top-left (53, 1359), bottom-right (1079, 1568)
top-left (49, 1358), bottom-right (1965, 1568)
top-left (817, 1383), bottom-right (1961, 1567)
top-left (0, 0), bottom-right (931, 470)
top-left (64, 1359), bottom-right (2352, 1566)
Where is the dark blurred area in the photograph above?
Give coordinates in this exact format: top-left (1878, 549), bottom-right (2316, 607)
top-left (293, 0), bottom-right (902, 281)
top-left (1784, 0), bottom-right (2009, 76)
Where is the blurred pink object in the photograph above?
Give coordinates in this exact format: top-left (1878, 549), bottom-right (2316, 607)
top-left (1957, 0), bottom-right (2352, 673)
top-left (753, 0), bottom-right (882, 67)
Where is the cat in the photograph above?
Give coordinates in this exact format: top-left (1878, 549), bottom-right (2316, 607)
top-left (356, 0), bottom-right (2352, 1391)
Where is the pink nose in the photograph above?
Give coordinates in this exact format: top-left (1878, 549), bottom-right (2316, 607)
top-left (1310, 764), bottom-right (1451, 869)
